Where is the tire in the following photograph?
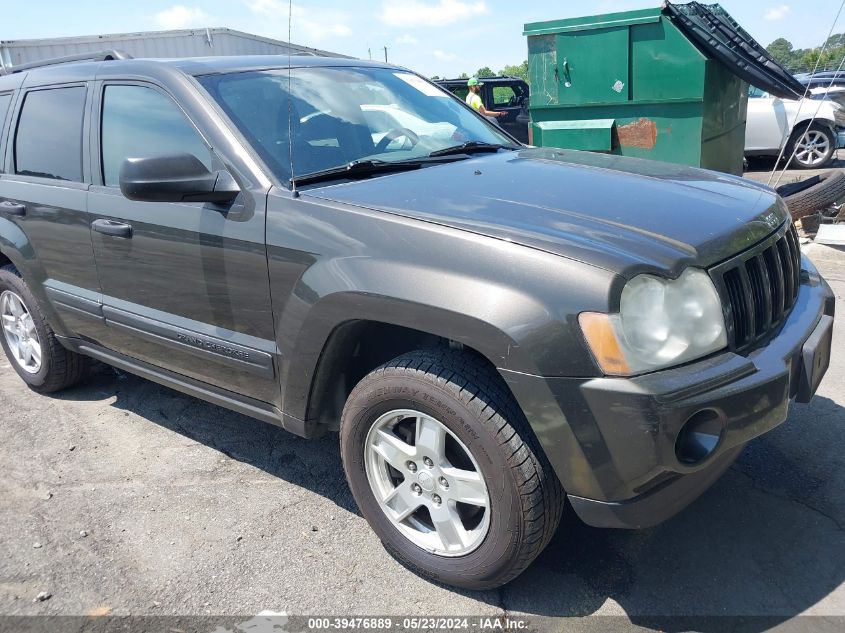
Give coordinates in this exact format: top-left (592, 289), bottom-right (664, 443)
top-left (787, 123), bottom-right (836, 170)
top-left (777, 169), bottom-right (845, 220)
top-left (0, 264), bottom-right (88, 393)
top-left (340, 348), bottom-right (564, 589)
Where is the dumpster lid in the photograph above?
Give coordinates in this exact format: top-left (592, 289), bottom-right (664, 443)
top-left (664, 2), bottom-right (805, 100)
top-left (523, 7), bottom-right (661, 36)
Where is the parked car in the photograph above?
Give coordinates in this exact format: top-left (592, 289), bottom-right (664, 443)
top-left (0, 53), bottom-right (835, 590)
top-left (746, 85), bottom-right (845, 168)
top-left (809, 85), bottom-right (845, 109)
top-left (436, 75), bottom-right (530, 143)
top-left (797, 70), bottom-right (845, 89)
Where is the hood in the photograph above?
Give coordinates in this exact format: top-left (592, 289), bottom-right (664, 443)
top-left (304, 148), bottom-right (786, 277)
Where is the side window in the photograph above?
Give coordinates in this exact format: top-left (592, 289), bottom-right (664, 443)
top-left (101, 85), bottom-right (212, 187)
top-left (0, 93), bottom-right (12, 129)
top-left (15, 87), bottom-right (86, 182)
top-left (452, 87), bottom-right (469, 102)
top-left (493, 86), bottom-right (516, 105)
top-left (0, 93), bottom-right (11, 173)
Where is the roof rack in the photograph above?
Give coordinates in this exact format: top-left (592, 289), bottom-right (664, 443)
top-left (437, 75), bottom-right (525, 82)
top-left (0, 50), bottom-right (132, 75)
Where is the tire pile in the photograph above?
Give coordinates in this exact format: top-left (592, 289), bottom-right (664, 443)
top-left (776, 170), bottom-right (845, 221)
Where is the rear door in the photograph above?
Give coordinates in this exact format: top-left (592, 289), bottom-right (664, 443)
top-left (0, 82), bottom-right (106, 341)
top-left (88, 81), bottom-right (278, 404)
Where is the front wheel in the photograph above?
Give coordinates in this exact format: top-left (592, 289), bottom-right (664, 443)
top-left (340, 349), bottom-right (564, 589)
top-left (789, 123), bottom-right (836, 169)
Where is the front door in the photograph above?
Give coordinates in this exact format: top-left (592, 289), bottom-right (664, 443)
top-left (88, 82), bottom-right (278, 404)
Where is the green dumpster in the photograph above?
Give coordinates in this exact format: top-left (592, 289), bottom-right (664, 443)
top-left (524, 6), bottom-right (750, 174)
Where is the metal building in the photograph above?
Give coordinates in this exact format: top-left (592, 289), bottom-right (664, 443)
top-left (0, 27), bottom-right (350, 71)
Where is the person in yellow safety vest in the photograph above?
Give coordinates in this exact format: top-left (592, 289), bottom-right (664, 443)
top-left (465, 77), bottom-right (505, 120)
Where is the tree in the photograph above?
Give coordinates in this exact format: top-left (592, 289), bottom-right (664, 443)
top-left (801, 48), bottom-right (822, 71)
top-left (476, 66), bottom-right (494, 78)
top-left (825, 33), bottom-right (845, 48)
top-left (499, 60), bottom-right (529, 83)
top-left (458, 72), bottom-right (469, 79)
top-left (430, 75), bottom-right (441, 80)
top-left (766, 37), bottom-right (794, 67)
top-left (766, 33), bottom-right (845, 73)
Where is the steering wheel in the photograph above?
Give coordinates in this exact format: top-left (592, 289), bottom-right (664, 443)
top-left (374, 127), bottom-right (420, 153)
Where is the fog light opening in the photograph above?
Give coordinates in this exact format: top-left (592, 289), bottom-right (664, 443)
top-left (675, 409), bottom-right (724, 466)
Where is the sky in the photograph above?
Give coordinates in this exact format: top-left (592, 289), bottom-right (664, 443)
top-left (2, 1), bottom-right (843, 77)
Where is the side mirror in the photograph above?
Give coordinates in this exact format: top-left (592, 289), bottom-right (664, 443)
top-left (119, 153), bottom-right (240, 204)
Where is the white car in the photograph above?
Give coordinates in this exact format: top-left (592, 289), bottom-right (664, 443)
top-left (745, 86), bottom-right (845, 169)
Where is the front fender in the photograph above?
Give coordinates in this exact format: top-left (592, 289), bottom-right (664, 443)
top-left (276, 252), bottom-right (607, 419)
top-left (276, 255), bottom-right (608, 499)
top-left (795, 116), bottom-right (835, 133)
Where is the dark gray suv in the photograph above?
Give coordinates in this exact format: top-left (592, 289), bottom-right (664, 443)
top-left (0, 53), bottom-right (835, 590)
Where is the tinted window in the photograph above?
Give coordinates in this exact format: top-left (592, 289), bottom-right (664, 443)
top-left (101, 85), bottom-right (211, 187)
top-left (15, 87), bottom-right (86, 181)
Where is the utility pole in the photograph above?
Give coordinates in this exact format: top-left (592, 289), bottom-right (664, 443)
top-left (383, 46), bottom-right (388, 63)
top-left (368, 47), bottom-right (372, 60)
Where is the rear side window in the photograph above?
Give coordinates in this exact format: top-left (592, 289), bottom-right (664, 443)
top-left (101, 85), bottom-right (211, 187)
top-left (492, 86), bottom-right (516, 105)
top-left (452, 87), bottom-right (469, 102)
top-left (15, 87), bottom-right (87, 181)
top-left (0, 93), bottom-right (11, 172)
top-left (0, 93), bottom-right (12, 129)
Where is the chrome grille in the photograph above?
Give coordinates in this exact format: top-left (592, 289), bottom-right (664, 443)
top-left (711, 223), bottom-right (801, 352)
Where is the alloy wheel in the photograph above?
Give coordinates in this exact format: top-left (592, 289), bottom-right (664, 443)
top-left (1, 290), bottom-right (42, 374)
top-left (364, 409), bottom-right (491, 556)
top-left (794, 129), bottom-right (831, 167)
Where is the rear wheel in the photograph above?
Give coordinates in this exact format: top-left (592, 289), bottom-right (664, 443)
top-left (0, 265), bottom-right (88, 392)
top-left (788, 124), bottom-right (835, 169)
top-left (340, 348), bottom-right (564, 589)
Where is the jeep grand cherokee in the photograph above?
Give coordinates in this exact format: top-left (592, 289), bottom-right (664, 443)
top-left (0, 54), bottom-right (834, 589)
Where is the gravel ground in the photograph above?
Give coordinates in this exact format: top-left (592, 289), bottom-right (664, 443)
top-left (0, 248), bottom-right (843, 629)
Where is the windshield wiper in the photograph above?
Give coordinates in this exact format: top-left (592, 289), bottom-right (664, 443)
top-left (428, 141), bottom-right (516, 158)
top-left (290, 155), bottom-right (468, 187)
top-left (290, 159), bottom-right (421, 187)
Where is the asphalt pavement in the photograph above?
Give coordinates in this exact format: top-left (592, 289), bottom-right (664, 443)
top-left (0, 246), bottom-right (843, 630)
top-left (743, 150), bottom-right (845, 186)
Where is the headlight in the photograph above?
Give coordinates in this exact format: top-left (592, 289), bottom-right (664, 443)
top-left (579, 268), bottom-right (727, 375)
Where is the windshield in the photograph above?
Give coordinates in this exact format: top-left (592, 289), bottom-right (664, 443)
top-left (198, 66), bottom-right (515, 183)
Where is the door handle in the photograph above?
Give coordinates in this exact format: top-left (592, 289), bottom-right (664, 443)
top-left (92, 219), bottom-right (132, 239)
top-left (0, 201), bottom-right (26, 217)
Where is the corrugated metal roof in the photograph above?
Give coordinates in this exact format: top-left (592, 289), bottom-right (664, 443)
top-left (0, 27), bottom-right (352, 70)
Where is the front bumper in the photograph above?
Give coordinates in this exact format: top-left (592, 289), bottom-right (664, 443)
top-left (502, 257), bottom-right (835, 529)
